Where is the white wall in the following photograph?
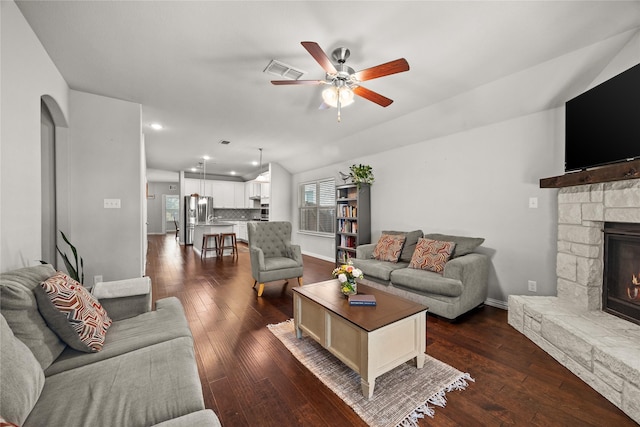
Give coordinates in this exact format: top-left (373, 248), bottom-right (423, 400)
top-left (0, 1), bottom-right (69, 272)
top-left (292, 32), bottom-right (640, 306)
top-left (67, 90), bottom-right (143, 283)
top-left (294, 110), bottom-right (563, 303)
top-left (269, 162), bottom-right (292, 223)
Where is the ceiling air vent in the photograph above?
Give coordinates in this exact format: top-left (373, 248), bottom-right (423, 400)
top-left (263, 59), bottom-right (305, 80)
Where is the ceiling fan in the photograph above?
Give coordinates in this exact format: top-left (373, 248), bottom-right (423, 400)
top-left (271, 41), bottom-right (410, 121)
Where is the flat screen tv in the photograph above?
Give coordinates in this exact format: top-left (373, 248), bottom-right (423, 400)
top-left (565, 63), bottom-right (640, 172)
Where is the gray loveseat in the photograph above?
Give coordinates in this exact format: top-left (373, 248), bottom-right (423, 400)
top-left (0, 264), bottom-right (220, 427)
top-left (352, 231), bottom-right (489, 320)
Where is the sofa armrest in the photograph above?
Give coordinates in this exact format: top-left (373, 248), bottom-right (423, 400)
top-left (443, 253), bottom-right (489, 300)
top-left (92, 277), bottom-right (152, 321)
top-left (151, 410), bottom-right (221, 427)
top-left (356, 243), bottom-right (376, 259)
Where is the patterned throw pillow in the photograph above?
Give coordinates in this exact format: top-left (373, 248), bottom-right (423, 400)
top-left (372, 234), bottom-right (407, 263)
top-left (408, 238), bottom-right (456, 273)
top-left (34, 272), bottom-right (112, 352)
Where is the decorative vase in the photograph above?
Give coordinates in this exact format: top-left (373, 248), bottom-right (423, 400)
top-left (341, 278), bottom-right (357, 296)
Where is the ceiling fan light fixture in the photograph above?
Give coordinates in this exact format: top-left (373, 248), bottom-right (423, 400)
top-left (321, 86), bottom-right (355, 108)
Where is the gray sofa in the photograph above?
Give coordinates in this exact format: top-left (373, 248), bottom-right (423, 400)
top-left (352, 231), bottom-right (490, 320)
top-left (0, 264), bottom-right (220, 427)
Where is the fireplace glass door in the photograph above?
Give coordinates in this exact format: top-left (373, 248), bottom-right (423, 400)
top-left (603, 222), bottom-right (640, 325)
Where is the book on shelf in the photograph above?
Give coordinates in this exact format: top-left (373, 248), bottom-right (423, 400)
top-left (348, 294), bottom-right (376, 306)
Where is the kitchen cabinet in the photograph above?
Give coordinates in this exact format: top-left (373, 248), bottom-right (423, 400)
top-left (247, 181), bottom-right (261, 199)
top-left (260, 182), bottom-right (270, 203)
top-left (211, 181), bottom-right (234, 207)
top-left (238, 221), bottom-right (249, 242)
top-left (185, 178), bottom-right (202, 196)
top-left (233, 182), bottom-right (246, 208)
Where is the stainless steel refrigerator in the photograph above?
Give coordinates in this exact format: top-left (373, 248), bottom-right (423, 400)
top-left (184, 196), bottom-right (214, 245)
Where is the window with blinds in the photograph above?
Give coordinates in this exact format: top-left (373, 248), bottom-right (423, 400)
top-left (299, 179), bottom-right (335, 234)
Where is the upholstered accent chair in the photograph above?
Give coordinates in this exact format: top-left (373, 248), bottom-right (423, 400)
top-left (247, 221), bottom-right (304, 297)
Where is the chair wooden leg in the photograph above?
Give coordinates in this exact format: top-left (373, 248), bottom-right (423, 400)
top-left (297, 277), bottom-right (303, 287)
top-left (257, 283), bottom-right (265, 297)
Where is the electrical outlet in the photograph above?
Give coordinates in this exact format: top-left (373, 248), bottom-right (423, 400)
top-left (94, 275), bottom-right (103, 285)
top-left (528, 280), bottom-right (537, 292)
top-left (104, 199), bottom-right (121, 209)
top-left (529, 197), bottom-right (538, 209)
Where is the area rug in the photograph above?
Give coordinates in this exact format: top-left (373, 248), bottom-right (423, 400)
top-left (267, 319), bottom-right (473, 427)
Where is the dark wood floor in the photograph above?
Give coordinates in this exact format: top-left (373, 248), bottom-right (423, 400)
top-left (146, 234), bottom-right (637, 426)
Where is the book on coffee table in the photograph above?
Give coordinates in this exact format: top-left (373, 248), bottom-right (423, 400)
top-left (348, 294), bottom-right (376, 306)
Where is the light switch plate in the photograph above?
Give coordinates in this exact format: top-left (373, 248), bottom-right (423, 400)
top-left (104, 199), bottom-right (121, 209)
top-left (529, 197), bottom-right (538, 209)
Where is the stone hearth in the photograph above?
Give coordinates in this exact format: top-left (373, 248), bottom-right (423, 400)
top-left (508, 179), bottom-right (640, 423)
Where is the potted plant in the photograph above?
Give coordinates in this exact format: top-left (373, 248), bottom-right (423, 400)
top-left (349, 164), bottom-right (374, 189)
top-left (57, 231), bottom-right (84, 284)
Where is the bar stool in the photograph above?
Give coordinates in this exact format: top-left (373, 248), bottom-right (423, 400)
top-left (219, 232), bottom-right (238, 258)
top-left (201, 233), bottom-right (220, 259)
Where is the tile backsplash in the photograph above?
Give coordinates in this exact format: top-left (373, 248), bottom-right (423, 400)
top-left (212, 208), bottom-right (261, 221)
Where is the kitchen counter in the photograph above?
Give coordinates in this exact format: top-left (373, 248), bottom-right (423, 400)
top-left (193, 222), bottom-right (235, 257)
top-left (195, 221), bottom-right (236, 227)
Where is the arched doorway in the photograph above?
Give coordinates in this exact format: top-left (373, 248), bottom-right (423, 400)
top-left (41, 95), bottom-right (68, 266)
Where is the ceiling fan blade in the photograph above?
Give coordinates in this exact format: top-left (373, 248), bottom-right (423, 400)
top-left (301, 41), bottom-right (338, 75)
top-left (354, 58), bottom-right (410, 82)
top-left (353, 86), bottom-right (394, 107)
top-left (271, 80), bottom-right (325, 85)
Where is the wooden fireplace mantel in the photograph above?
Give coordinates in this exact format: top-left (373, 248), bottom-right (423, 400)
top-left (540, 159), bottom-right (640, 188)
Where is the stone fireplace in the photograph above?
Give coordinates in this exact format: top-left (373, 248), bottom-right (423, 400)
top-left (603, 222), bottom-right (640, 325)
top-left (509, 179), bottom-right (640, 424)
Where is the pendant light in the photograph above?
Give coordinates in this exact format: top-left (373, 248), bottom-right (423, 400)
top-left (255, 148), bottom-right (269, 182)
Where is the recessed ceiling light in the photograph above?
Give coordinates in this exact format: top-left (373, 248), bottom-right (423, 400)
top-left (251, 161), bottom-right (259, 166)
top-left (230, 171), bottom-right (236, 175)
top-left (203, 155), bottom-right (210, 160)
top-left (150, 123), bottom-right (163, 130)
top-left (191, 167), bottom-right (196, 172)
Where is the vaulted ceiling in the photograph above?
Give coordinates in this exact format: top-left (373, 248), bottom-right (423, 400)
top-left (16, 1), bottom-right (640, 180)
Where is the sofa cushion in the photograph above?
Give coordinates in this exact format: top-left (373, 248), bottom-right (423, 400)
top-left (0, 264), bottom-right (66, 369)
top-left (35, 272), bottom-right (112, 353)
top-left (24, 337), bottom-right (205, 427)
top-left (372, 233), bottom-right (406, 262)
top-left (408, 238), bottom-right (456, 273)
top-left (45, 297), bottom-right (192, 376)
top-left (382, 230), bottom-right (423, 262)
top-left (351, 258), bottom-right (409, 281)
top-left (0, 314), bottom-right (45, 426)
top-left (390, 268), bottom-right (464, 297)
top-left (424, 233), bottom-right (485, 258)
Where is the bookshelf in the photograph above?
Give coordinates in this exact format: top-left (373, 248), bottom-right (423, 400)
top-left (335, 183), bottom-right (371, 264)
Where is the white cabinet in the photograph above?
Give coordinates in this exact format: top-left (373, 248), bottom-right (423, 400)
top-left (211, 181), bottom-right (234, 207)
top-left (247, 181), bottom-right (261, 199)
top-left (238, 221), bottom-right (249, 242)
top-left (185, 178), bottom-right (201, 196)
top-left (260, 182), bottom-right (270, 203)
top-left (233, 182), bottom-right (245, 208)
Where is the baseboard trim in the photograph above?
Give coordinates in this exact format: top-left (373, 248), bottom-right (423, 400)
top-left (301, 251), bottom-right (334, 263)
top-left (485, 298), bottom-right (508, 310)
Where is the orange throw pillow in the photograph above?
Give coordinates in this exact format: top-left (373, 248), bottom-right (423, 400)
top-left (409, 238), bottom-right (456, 273)
top-left (372, 234), bottom-right (406, 263)
top-left (35, 272), bottom-right (112, 352)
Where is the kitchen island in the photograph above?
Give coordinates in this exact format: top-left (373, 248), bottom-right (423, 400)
top-left (193, 222), bottom-right (235, 257)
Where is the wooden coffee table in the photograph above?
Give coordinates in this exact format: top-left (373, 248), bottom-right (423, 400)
top-left (292, 279), bottom-right (428, 398)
